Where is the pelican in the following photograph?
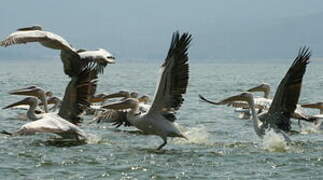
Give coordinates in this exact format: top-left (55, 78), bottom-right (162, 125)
top-left (201, 83), bottom-right (314, 122)
top-left (92, 95), bottom-right (152, 125)
top-left (3, 95), bottom-right (62, 121)
top-left (1, 65), bottom-right (99, 140)
top-left (0, 25), bottom-right (115, 76)
top-left (90, 90), bottom-right (139, 104)
top-left (95, 32), bottom-right (191, 150)
top-left (87, 91), bottom-right (140, 115)
top-left (6, 86), bottom-right (56, 113)
top-left (1, 97), bottom-right (87, 140)
top-left (199, 47), bottom-right (311, 140)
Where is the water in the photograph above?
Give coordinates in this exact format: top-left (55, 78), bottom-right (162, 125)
top-left (0, 60), bottom-right (323, 179)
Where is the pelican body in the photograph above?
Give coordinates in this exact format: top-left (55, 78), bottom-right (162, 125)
top-left (101, 32), bottom-right (192, 150)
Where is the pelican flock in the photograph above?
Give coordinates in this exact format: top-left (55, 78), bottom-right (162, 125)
top-left (0, 25), bottom-right (321, 151)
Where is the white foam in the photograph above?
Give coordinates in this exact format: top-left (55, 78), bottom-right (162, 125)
top-left (262, 129), bottom-right (289, 152)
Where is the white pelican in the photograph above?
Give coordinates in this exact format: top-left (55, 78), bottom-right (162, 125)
top-left (3, 95), bottom-right (62, 121)
top-left (1, 97), bottom-right (87, 140)
top-left (0, 25), bottom-right (115, 76)
top-left (96, 32), bottom-right (192, 150)
top-left (1, 25), bottom-right (116, 123)
top-left (1, 65), bottom-right (99, 140)
top-left (199, 47), bottom-right (311, 140)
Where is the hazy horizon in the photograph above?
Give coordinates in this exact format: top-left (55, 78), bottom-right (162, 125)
top-left (1, 0), bottom-right (323, 62)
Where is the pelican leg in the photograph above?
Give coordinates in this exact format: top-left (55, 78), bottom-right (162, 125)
top-left (157, 137), bottom-right (167, 150)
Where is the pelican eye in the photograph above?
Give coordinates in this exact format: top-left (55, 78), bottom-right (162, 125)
top-left (107, 56), bottom-right (115, 59)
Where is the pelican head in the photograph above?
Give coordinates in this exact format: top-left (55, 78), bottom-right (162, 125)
top-left (247, 83), bottom-right (271, 98)
top-left (130, 92), bottom-right (139, 98)
top-left (17, 25), bottom-right (42, 31)
top-left (9, 86), bottom-right (48, 112)
top-left (3, 97), bottom-right (38, 109)
top-left (138, 95), bottom-right (150, 104)
top-left (45, 91), bottom-right (53, 97)
top-left (9, 86), bottom-right (45, 98)
top-left (301, 102), bottom-right (323, 110)
top-left (98, 48), bottom-right (116, 64)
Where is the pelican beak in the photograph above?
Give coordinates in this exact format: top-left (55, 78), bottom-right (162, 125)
top-left (3, 98), bottom-right (30, 109)
top-left (218, 93), bottom-right (250, 104)
top-left (106, 56), bottom-right (116, 64)
top-left (102, 99), bottom-right (138, 110)
top-left (90, 96), bottom-right (106, 103)
top-left (301, 103), bottom-right (323, 109)
top-left (9, 86), bottom-right (44, 98)
top-left (106, 91), bottom-right (129, 99)
top-left (199, 93), bottom-right (248, 105)
top-left (91, 92), bottom-right (129, 103)
top-left (247, 84), bottom-right (264, 92)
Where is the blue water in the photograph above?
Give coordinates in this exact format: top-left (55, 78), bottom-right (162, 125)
top-left (0, 60), bottom-right (323, 179)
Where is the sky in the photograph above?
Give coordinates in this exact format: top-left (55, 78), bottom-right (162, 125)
top-left (0, 0), bottom-right (323, 62)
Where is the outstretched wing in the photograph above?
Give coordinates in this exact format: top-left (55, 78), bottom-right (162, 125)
top-left (266, 47), bottom-right (311, 131)
top-left (58, 68), bottom-right (98, 124)
top-left (269, 47), bottom-right (311, 115)
top-left (94, 109), bottom-right (131, 127)
top-left (0, 30), bottom-right (74, 52)
top-left (147, 32), bottom-right (192, 115)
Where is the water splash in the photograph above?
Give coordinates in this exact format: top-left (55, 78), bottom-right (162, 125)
top-left (172, 123), bottom-right (211, 145)
top-left (262, 129), bottom-right (289, 152)
top-left (86, 134), bottom-right (104, 144)
top-left (300, 120), bottom-right (322, 134)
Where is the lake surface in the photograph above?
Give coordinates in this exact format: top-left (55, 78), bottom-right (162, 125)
top-left (0, 60), bottom-right (323, 179)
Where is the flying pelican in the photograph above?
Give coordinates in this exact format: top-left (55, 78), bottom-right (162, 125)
top-left (1, 65), bottom-right (98, 140)
top-left (95, 32), bottom-right (191, 150)
top-left (0, 25), bottom-right (115, 76)
top-left (199, 47), bottom-right (311, 140)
